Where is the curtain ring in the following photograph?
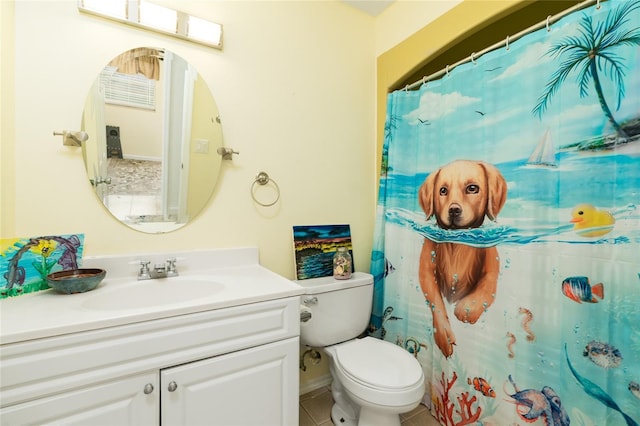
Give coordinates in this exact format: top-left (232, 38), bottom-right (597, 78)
top-left (546, 15), bottom-right (552, 32)
top-left (471, 52), bottom-right (476, 64)
top-left (422, 76), bottom-right (427, 87)
top-left (445, 65), bottom-right (449, 76)
top-left (404, 84), bottom-right (409, 92)
top-left (251, 171), bottom-right (280, 207)
top-left (596, 0), bottom-right (601, 9)
top-left (505, 35), bottom-right (510, 51)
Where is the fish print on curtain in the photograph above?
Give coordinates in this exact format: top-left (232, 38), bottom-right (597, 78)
top-left (370, 1), bottom-right (640, 425)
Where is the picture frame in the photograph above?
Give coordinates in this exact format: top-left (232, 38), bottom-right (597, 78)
top-left (292, 224), bottom-right (353, 280)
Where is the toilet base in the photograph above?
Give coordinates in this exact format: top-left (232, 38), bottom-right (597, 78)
top-left (330, 403), bottom-right (401, 426)
top-left (357, 407), bottom-right (401, 426)
top-left (331, 402), bottom-right (357, 426)
top-left (329, 369), bottom-right (359, 426)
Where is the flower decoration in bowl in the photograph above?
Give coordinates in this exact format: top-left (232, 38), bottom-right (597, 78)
top-left (46, 268), bottom-right (106, 294)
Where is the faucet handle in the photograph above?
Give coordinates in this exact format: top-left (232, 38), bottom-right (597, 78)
top-left (166, 258), bottom-right (179, 277)
top-left (138, 261), bottom-right (151, 280)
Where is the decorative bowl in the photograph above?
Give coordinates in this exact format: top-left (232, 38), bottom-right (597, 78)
top-left (46, 268), bottom-right (107, 294)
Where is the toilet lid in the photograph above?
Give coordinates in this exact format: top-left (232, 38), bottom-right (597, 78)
top-left (334, 337), bottom-right (423, 390)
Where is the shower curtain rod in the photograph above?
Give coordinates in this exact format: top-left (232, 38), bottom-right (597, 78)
top-left (403, 0), bottom-right (598, 91)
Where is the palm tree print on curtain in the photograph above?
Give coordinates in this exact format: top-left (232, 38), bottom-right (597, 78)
top-left (534, 1), bottom-right (640, 141)
top-left (371, 1), bottom-right (640, 425)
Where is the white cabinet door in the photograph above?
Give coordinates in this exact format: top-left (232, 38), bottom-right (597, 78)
top-left (161, 337), bottom-right (299, 426)
top-left (0, 372), bottom-right (158, 426)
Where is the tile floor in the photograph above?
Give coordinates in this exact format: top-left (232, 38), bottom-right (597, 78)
top-left (299, 386), bottom-right (441, 426)
top-left (104, 158), bottom-right (164, 222)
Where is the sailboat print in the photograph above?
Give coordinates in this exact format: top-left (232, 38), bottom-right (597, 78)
top-left (527, 129), bottom-right (557, 167)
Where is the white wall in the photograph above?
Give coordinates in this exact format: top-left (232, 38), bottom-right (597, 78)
top-left (6, 0), bottom-right (377, 278)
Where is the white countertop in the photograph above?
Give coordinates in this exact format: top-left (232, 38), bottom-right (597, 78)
top-left (0, 248), bottom-right (303, 344)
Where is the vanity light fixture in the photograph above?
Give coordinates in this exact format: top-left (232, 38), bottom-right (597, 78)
top-left (138, 1), bottom-right (177, 33)
top-left (77, 0), bottom-right (223, 50)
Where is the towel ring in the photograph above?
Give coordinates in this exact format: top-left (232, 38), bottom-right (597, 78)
top-left (251, 171), bottom-right (280, 207)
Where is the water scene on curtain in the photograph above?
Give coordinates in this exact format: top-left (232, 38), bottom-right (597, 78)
top-left (371, 1), bottom-right (639, 425)
top-left (293, 224), bottom-right (353, 279)
top-left (0, 234), bottom-right (85, 298)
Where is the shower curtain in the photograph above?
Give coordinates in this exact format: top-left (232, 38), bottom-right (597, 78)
top-left (370, 1), bottom-right (640, 425)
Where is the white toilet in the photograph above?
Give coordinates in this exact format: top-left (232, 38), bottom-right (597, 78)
top-left (297, 272), bottom-right (425, 426)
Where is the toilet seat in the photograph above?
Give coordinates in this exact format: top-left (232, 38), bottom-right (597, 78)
top-left (330, 337), bottom-right (424, 407)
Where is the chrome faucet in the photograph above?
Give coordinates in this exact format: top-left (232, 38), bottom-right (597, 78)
top-left (153, 262), bottom-right (167, 277)
top-left (166, 258), bottom-right (179, 277)
top-left (138, 261), bottom-right (151, 280)
top-left (138, 258), bottom-right (179, 280)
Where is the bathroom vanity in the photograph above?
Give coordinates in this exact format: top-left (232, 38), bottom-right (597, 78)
top-left (0, 248), bottom-right (303, 425)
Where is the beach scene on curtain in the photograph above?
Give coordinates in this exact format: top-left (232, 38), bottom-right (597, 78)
top-left (371, 1), bottom-right (639, 425)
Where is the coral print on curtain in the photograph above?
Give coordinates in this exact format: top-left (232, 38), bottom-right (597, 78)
top-left (370, 1), bottom-right (640, 425)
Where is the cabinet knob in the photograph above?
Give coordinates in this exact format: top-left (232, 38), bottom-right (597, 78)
top-left (167, 381), bottom-right (178, 392)
top-left (143, 383), bottom-right (154, 394)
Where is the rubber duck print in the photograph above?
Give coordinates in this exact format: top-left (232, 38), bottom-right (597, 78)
top-left (570, 203), bottom-right (615, 237)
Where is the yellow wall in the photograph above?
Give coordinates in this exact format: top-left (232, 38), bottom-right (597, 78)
top-left (81, 80), bottom-right (103, 186)
top-left (1, 1), bottom-right (376, 280)
top-left (187, 74), bottom-right (222, 220)
top-left (104, 100), bottom-right (164, 159)
top-left (1, 0), bottom-right (16, 237)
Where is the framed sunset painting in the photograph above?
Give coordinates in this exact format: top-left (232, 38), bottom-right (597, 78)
top-left (292, 224), bottom-right (353, 280)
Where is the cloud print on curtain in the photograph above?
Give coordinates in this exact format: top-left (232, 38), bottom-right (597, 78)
top-left (370, 1), bottom-right (640, 425)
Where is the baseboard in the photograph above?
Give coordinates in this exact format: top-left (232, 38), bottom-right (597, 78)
top-left (122, 155), bottom-right (162, 162)
top-left (300, 374), bottom-right (332, 396)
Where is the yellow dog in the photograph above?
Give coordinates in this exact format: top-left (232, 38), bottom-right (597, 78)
top-left (418, 160), bottom-right (507, 357)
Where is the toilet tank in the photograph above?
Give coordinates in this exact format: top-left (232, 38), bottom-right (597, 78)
top-left (296, 272), bottom-right (374, 347)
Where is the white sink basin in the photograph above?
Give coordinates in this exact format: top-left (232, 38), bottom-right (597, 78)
top-left (82, 276), bottom-right (225, 310)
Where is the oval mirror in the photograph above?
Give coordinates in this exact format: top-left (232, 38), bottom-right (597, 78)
top-left (81, 47), bottom-right (223, 233)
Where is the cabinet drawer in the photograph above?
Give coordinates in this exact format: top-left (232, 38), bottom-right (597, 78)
top-left (1, 297), bottom-right (299, 407)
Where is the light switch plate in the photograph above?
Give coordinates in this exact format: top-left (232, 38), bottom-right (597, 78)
top-left (195, 139), bottom-right (209, 153)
